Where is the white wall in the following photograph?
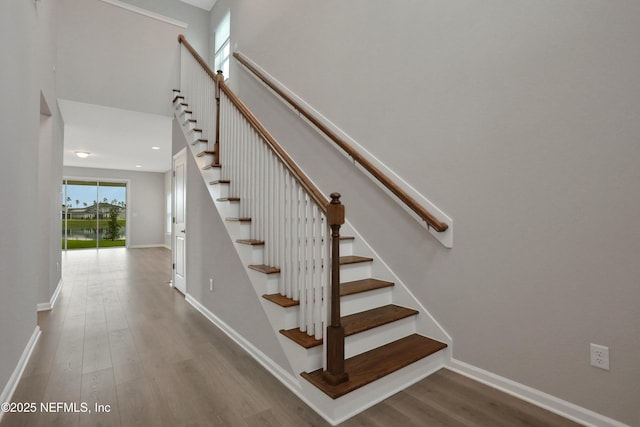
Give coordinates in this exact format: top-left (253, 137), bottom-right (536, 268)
top-left (119, 0), bottom-right (210, 57)
top-left (213, 1), bottom-right (640, 425)
top-left (56, 0), bottom-right (184, 116)
top-left (171, 119), bottom-right (292, 375)
top-left (0, 0), bottom-right (62, 402)
top-left (64, 166), bottom-right (166, 248)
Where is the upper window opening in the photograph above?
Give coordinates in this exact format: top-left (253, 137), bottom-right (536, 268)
top-left (214, 11), bottom-right (231, 78)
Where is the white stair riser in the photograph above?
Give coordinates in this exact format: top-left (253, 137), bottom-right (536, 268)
top-left (181, 112), bottom-right (192, 123)
top-left (304, 349), bottom-right (446, 423)
top-left (341, 287), bottom-right (393, 316)
top-left (281, 306), bottom-right (299, 330)
top-left (246, 268), bottom-right (280, 295)
top-left (216, 200), bottom-right (240, 218)
top-left (339, 239), bottom-right (354, 256)
top-left (200, 167), bottom-right (221, 182)
top-left (280, 338), bottom-right (323, 373)
top-left (192, 140), bottom-right (209, 151)
top-left (201, 153), bottom-right (215, 164)
top-left (236, 242), bottom-right (264, 266)
top-left (224, 220), bottom-right (251, 240)
top-left (210, 182), bottom-right (229, 199)
top-left (184, 120), bottom-right (197, 131)
top-left (345, 316), bottom-right (416, 359)
top-left (189, 130), bottom-right (203, 143)
top-left (339, 262), bottom-right (372, 283)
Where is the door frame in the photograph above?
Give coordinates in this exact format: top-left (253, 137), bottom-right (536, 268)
top-left (62, 176), bottom-right (130, 250)
top-left (172, 148), bottom-right (187, 294)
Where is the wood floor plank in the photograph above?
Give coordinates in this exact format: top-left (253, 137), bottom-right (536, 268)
top-left (0, 248), bottom-right (583, 427)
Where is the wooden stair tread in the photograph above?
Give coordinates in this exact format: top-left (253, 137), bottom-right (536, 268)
top-left (248, 264), bottom-right (280, 274)
top-left (340, 255), bottom-right (373, 265)
top-left (279, 329), bottom-right (322, 349)
top-left (192, 128), bottom-right (203, 133)
top-left (340, 236), bottom-right (355, 241)
top-left (341, 278), bottom-right (394, 297)
top-left (196, 150), bottom-right (216, 157)
top-left (217, 197), bottom-right (240, 202)
top-left (301, 334), bottom-right (448, 399)
top-left (225, 217), bottom-right (251, 222)
top-left (191, 138), bottom-right (209, 146)
top-left (202, 163), bottom-right (221, 170)
top-left (210, 179), bottom-right (231, 185)
top-left (236, 239), bottom-right (264, 246)
top-left (343, 304), bottom-right (418, 336)
top-left (281, 304), bottom-right (417, 348)
top-left (263, 294), bottom-right (299, 307)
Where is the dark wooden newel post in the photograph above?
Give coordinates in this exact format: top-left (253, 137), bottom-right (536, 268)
top-left (214, 70), bottom-right (224, 165)
top-left (323, 193), bottom-right (349, 385)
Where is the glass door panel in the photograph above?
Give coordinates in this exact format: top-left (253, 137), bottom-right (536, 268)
top-left (97, 182), bottom-right (127, 247)
top-left (62, 179), bottom-right (127, 250)
top-left (62, 180), bottom-right (99, 250)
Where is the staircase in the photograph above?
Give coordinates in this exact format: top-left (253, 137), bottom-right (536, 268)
top-left (174, 36), bottom-right (451, 424)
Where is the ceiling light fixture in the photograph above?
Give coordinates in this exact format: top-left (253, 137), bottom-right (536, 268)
top-left (151, 146), bottom-right (160, 150)
top-left (75, 151), bottom-right (91, 158)
top-left (135, 165), bottom-right (142, 168)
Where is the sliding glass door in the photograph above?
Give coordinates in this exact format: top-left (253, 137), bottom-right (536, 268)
top-left (62, 179), bottom-right (127, 250)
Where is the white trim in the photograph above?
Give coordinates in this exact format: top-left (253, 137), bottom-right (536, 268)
top-left (62, 176), bottom-right (130, 250)
top-left (447, 359), bottom-right (630, 427)
top-left (0, 326), bottom-right (41, 425)
top-left (128, 244), bottom-right (167, 249)
top-left (37, 278), bottom-right (64, 312)
top-left (184, 294), bottom-right (339, 426)
top-left (98, 0), bottom-right (188, 29)
top-left (234, 50), bottom-right (453, 248)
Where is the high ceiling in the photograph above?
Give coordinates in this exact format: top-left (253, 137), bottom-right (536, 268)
top-left (179, 0), bottom-right (216, 11)
top-left (59, 99), bottom-right (173, 173)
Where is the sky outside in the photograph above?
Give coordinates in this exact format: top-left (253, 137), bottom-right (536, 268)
top-left (62, 183), bottom-right (126, 208)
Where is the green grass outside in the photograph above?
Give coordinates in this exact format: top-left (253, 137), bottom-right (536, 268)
top-left (63, 219), bottom-right (126, 229)
top-left (63, 239), bottom-right (126, 249)
top-left (62, 219), bottom-right (126, 249)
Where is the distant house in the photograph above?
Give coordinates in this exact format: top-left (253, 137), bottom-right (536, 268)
top-left (63, 203), bottom-right (126, 220)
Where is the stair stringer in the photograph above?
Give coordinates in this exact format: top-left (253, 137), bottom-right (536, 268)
top-left (174, 107), bottom-right (317, 383)
top-left (339, 221), bottom-right (453, 349)
top-left (173, 96), bottom-right (452, 425)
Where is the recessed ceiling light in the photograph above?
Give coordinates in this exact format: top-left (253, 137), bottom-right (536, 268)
top-left (151, 146), bottom-right (160, 150)
top-left (135, 165), bottom-right (142, 168)
top-left (75, 151), bottom-right (91, 158)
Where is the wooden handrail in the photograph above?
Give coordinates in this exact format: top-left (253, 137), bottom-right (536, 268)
top-left (178, 35), bottom-right (329, 211)
top-left (218, 81), bottom-right (330, 211)
top-left (180, 35), bottom-right (348, 386)
top-left (178, 34), bottom-right (217, 81)
top-left (233, 52), bottom-right (448, 233)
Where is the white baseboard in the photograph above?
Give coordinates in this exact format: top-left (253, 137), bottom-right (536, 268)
top-left (128, 244), bottom-right (167, 249)
top-left (447, 359), bottom-right (630, 427)
top-left (37, 278), bottom-right (64, 312)
top-left (0, 326), bottom-right (41, 425)
top-left (185, 294), bottom-right (299, 385)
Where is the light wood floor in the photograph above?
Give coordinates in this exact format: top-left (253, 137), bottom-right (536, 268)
top-left (2, 248), bottom-right (582, 427)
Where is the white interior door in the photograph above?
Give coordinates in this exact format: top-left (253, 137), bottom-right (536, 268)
top-left (173, 149), bottom-right (187, 295)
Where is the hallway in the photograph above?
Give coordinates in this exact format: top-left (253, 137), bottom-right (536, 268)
top-left (1, 248), bottom-right (580, 426)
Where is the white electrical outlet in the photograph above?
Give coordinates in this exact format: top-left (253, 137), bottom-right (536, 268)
top-left (209, 278), bottom-right (213, 292)
top-left (590, 343), bottom-right (610, 370)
